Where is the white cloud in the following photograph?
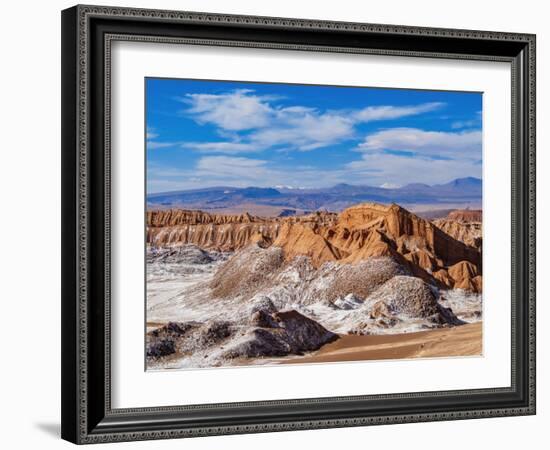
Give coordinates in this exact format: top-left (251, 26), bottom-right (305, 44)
top-left (147, 150), bottom-right (481, 192)
top-left (182, 89), bottom-right (274, 131)
top-left (149, 90), bottom-right (482, 189)
top-left (146, 127), bottom-right (158, 139)
top-left (451, 120), bottom-right (476, 129)
top-left (146, 159), bottom-right (252, 192)
top-left (346, 151), bottom-right (481, 186)
top-left (197, 155), bottom-right (267, 170)
top-left (353, 102), bottom-right (444, 122)
top-left (451, 112), bottom-right (482, 129)
top-left (147, 157), bottom-right (354, 192)
top-left (195, 156), bottom-right (273, 182)
top-left (181, 141), bottom-right (260, 154)
top-left (249, 112), bottom-right (354, 151)
top-left (145, 127), bottom-right (177, 150)
top-left (179, 90), bottom-right (447, 154)
top-left (350, 127), bottom-right (482, 184)
top-left (146, 128), bottom-right (180, 149)
top-left (357, 127), bottom-right (481, 157)
top-left (147, 141), bottom-right (178, 150)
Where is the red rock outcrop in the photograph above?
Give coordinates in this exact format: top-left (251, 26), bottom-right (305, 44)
top-left (147, 203), bottom-right (483, 292)
top-left (447, 209), bottom-right (482, 222)
top-left (433, 219), bottom-right (482, 249)
top-left (147, 210), bottom-right (338, 251)
top-left (273, 222), bottom-right (347, 267)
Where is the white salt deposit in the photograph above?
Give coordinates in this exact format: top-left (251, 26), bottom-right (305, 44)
top-left (147, 245), bottom-right (482, 344)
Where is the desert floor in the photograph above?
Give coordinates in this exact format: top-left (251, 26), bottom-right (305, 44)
top-left (278, 322), bottom-right (482, 365)
top-left (147, 322), bottom-right (482, 370)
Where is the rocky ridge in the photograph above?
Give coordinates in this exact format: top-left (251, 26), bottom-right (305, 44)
top-left (433, 209), bottom-right (482, 250)
top-left (148, 203), bottom-right (482, 293)
top-left (147, 308), bottom-right (339, 367)
top-left (447, 209), bottom-right (482, 222)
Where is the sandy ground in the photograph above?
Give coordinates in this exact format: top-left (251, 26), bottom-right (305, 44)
top-left (147, 322), bottom-right (482, 369)
top-left (281, 322), bottom-right (482, 365)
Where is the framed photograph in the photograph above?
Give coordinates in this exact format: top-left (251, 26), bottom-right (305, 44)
top-left (61, 5), bottom-right (536, 444)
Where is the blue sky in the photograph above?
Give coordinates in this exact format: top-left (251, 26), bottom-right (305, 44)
top-left (146, 78), bottom-right (482, 193)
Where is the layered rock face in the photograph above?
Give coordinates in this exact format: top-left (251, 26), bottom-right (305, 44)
top-left (333, 203), bottom-right (480, 268)
top-left (147, 203), bottom-right (482, 292)
top-left (433, 220), bottom-right (482, 250)
top-left (147, 209), bottom-right (338, 251)
top-left (447, 209), bottom-right (482, 222)
top-left (433, 209), bottom-right (482, 250)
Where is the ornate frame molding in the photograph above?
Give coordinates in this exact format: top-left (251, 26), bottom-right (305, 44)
top-left (61, 5), bottom-right (536, 444)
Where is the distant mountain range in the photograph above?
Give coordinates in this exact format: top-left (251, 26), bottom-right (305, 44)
top-left (147, 177), bottom-right (482, 213)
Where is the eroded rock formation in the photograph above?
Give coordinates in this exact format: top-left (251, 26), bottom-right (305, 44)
top-left (147, 203), bottom-right (482, 292)
top-left (447, 209), bottom-right (482, 222)
top-left (146, 309), bottom-right (339, 365)
top-left (348, 275), bottom-right (462, 334)
top-left (433, 208), bottom-right (482, 251)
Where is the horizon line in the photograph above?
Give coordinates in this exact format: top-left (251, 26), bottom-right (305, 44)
top-left (147, 176), bottom-right (482, 196)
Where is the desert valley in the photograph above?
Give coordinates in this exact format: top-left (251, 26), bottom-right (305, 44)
top-left (145, 184), bottom-right (483, 370)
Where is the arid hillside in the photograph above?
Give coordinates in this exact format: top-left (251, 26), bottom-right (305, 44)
top-left (147, 203), bottom-right (482, 293)
top-left (447, 209), bottom-right (482, 222)
top-left (433, 209), bottom-right (482, 250)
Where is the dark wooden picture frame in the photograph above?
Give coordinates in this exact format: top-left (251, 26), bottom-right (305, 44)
top-left (61, 4), bottom-right (536, 444)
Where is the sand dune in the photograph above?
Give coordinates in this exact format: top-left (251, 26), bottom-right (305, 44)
top-left (281, 322), bottom-right (482, 364)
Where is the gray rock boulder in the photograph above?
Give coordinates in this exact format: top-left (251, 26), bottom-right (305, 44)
top-left (222, 310), bottom-right (338, 360)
